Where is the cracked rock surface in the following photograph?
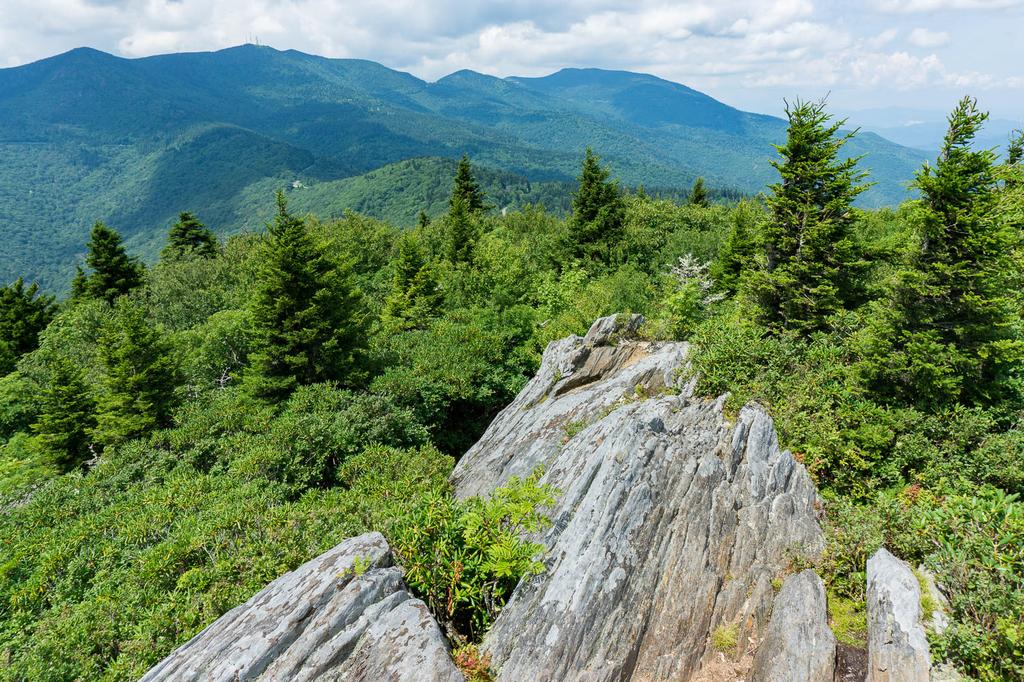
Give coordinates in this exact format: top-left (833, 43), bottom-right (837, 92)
top-left (140, 532), bottom-right (462, 682)
top-left (452, 314), bottom-right (827, 681)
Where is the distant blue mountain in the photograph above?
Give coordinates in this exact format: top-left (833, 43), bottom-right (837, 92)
top-left (0, 45), bottom-right (928, 289)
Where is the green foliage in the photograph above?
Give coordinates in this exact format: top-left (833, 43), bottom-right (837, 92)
top-left (380, 234), bottom-right (442, 332)
top-left (227, 384), bottom-right (430, 497)
top-left (747, 99), bottom-right (870, 334)
top-left (0, 428), bottom-right (451, 680)
top-left (161, 211), bottom-right (219, 262)
top-left (92, 300), bottom-right (179, 450)
top-left (30, 354), bottom-right (96, 471)
top-left (689, 176), bottom-right (709, 207)
top-left (711, 622), bottom-right (739, 654)
top-left (0, 278), bottom-right (56, 376)
top-left (443, 194), bottom-right (480, 265)
top-left (392, 468), bottom-right (555, 642)
top-left (450, 154), bottom-right (490, 213)
top-left (570, 148), bottom-right (626, 265)
top-left (372, 306), bottom-right (537, 454)
top-left (859, 97), bottom-right (1024, 413)
top-left (73, 222), bottom-right (145, 304)
top-left (246, 192), bottom-right (366, 400)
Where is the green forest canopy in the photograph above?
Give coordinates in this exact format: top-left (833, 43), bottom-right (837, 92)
top-left (0, 98), bottom-right (1021, 681)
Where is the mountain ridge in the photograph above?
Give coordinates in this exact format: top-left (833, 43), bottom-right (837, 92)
top-left (0, 44), bottom-right (927, 290)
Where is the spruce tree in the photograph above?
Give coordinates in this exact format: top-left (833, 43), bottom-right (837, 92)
top-left (76, 222), bottom-right (144, 303)
top-left (569, 148), bottom-right (625, 264)
top-left (417, 210), bottom-right (431, 230)
top-left (31, 355), bottom-right (96, 470)
top-left (861, 97), bottom-right (1024, 410)
top-left (92, 300), bottom-right (179, 449)
top-left (444, 194), bottom-right (477, 264)
top-left (747, 99), bottom-right (869, 333)
top-left (161, 211), bottom-right (219, 261)
top-left (0, 278), bottom-right (56, 375)
top-left (689, 177), bottom-right (709, 207)
top-left (450, 154), bottom-right (488, 213)
top-left (246, 192), bottom-right (365, 400)
top-left (710, 202), bottom-right (761, 296)
top-left (381, 235), bottom-right (442, 331)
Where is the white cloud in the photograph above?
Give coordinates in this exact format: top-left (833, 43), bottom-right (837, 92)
top-left (907, 27), bottom-right (950, 46)
top-left (872, 0), bottom-right (1020, 12)
top-left (0, 0), bottom-right (1020, 115)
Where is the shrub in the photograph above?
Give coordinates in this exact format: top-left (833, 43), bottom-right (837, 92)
top-left (392, 469), bottom-right (556, 642)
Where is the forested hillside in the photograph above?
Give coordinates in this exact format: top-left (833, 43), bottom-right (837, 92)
top-left (0, 97), bottom-right (1021, 681)
top-left (0, 44), bottom-right (924, 289)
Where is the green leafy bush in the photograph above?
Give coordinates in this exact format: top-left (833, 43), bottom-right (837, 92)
top-left (392, 469), bottom-right (556, 642)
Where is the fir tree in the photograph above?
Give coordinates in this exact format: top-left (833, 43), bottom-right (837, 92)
top-left (381, 235), bottom-right (442, 331)
top-left (0, 278), bottom-right (56, 375)
top-left (417, 210), bottom-right (431, 230)
top-left (710, 202), bottom-right (761, 296)
top-left (449, 154), bottom-right (488, 213)
top-left (31, 355), bottom-right (96, 470)
top-left (92, 300), bottom-right (179, 449)
top-left (76, 222), bottom-right (144, 303)
top-left (161, 211), bottom-right (219, 261)
top-left (444, 194), bottom-right (477, 264)
top-left (246, 192), bottom-right (366, 400)
top-left (569, 148), bottom-right (625, 264)
top-left (747, 98), bottom-right (870, 333)
top-left (689, 177), bottom-right (709, 207)
top-left (860, 97), bottom-right (1024, 410)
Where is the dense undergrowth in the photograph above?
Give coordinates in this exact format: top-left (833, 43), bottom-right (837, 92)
top-left (0, 98), bottom-right (1021, 680)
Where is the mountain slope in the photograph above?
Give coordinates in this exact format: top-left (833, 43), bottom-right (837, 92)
top-left (0, 45), bottom-right (927, 290)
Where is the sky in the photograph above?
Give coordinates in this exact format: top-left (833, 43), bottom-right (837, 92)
top-left (1, 0), bottom-right (1022, 121)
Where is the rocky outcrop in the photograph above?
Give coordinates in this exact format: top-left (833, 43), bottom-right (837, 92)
top-left (866, 548), bottom-right (931, 682)
top-left (452, 314), bottom-right (827, 681)
top-left (140, 532), bottom-right (462, 682)
top-left (750, 570), bottom-right (836, 681)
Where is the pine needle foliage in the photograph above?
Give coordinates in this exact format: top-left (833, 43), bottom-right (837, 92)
top-left (748, 98), bottom-right (870, 334)
top-left (246, 192), bottom-right (366, 400)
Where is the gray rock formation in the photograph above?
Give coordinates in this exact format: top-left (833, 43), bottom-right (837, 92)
top-left (750, 569), bottom-right (836, 682)
top-left (140, 532), bottom-right (462, 682)
top-left (866, 547), bottom-right (931, 682)
top-left (452, 314), bottom-right (827, 681)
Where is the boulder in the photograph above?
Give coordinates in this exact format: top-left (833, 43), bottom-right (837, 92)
top-left (140, 532), bottom-right (462, 682)
top-left (866, 548), bottom-right (931, 682)
top-left (750, 570), bottom-right (836, 681)
top-left (452, 314), bottom-right (826, 681)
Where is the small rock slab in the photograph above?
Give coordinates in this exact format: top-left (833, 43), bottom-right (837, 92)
top-left (140, 532), bottom-right (462, 682)
top-left (750, 569), bottom-right (836, 681)
top-left (866, 548), bottom-right (931, 682)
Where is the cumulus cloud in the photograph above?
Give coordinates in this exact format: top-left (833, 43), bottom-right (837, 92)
top-left (872, 0), bottom-right (1020, 12)
top-left (0, 0), bottom-right (1019, 111)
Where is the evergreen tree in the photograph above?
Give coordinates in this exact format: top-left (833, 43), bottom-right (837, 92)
top-left (444, 194), bottom-right (477, 264)
top-left (747, 99), bottom-right (870, 333)
top-left (449, 154), bottom-right (488, 213)
top-left (569, 148), bottom-right (625, 264)
top-left (161, 211), bottom-right (219, 261)
top-left (381, 235), bottom-right (442, 331)
top-left (710, 202), bottom-right (761, 296)
top-left (417, 210), bottom-right (431, 230)
top-left (0, 278), bottom-right (56, 375)
top-left (76, 222), bottom-right (144, 303)
top-left (1006, 130), bottom-right (1023, 190)
top-left (246, 192), bottom-right (366, 400)
top-left (31, 355), bottom-right (96, 470)
top-left (92, 300), bottom-right (179, 449)
top-left (860, 97), bottom-right (1024, 410)
top-left (689, 177), bottom-right (709, 207)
